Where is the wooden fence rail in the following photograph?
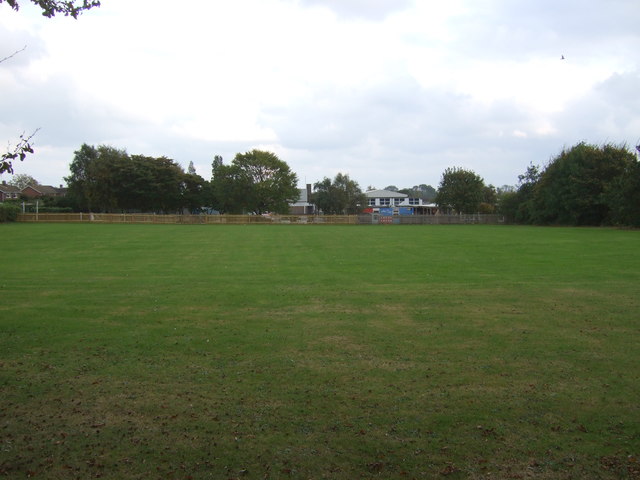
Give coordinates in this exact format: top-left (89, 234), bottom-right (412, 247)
top-left (17, 213), bottom-right (504, 225)
top-left (16, 213), bottom-right (360, 224)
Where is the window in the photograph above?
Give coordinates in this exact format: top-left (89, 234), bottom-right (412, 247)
top-left (394, 198), bottom-right (402, 205)
top-left (379, 198), bottom-right (390, 206)
top-left (368, 198), bottom-right (376, 206)
top-left (409, 198), bottom-right (419, 205)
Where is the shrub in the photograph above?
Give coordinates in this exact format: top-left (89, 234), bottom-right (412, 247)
top-left (38, 206), bottom-right (73, 213)
top-left (0, 202), bottom-right (20, 222)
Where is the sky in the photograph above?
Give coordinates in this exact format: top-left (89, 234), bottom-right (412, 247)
top-left (1, 0), bottom-right (639, 190)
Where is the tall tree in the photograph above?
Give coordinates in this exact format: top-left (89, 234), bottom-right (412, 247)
top-left (66, 144), bottom-right (190, 213)
top-left (478, 184), bottom-right (497, 213)
top-left (435, 167), bottom-right (485, 214)
top-left (211, 155), bottom-right (223, 177)
top-left (495, 185), bottom-right (518, 221)
top-left (604, 157), bottom-right (640, 226)
top-left (83, 145), bottom-right (126, 212)
top-left (313, 173), bottom-right (366, 215)
top-left (210, 158), bottom-right (247, 214)
top-left (533, 142), bottom-right (635, 225)
top-left (512, 163), bottom-right (541, 223)
top-left (65, 143), bottom-right (99, 211)
top-left (496, 190), bottom-right (520, 222)
top-left (210, 150), bottom-right (298, 214)
top-left (147, 155), bottom-right (185, 213)
top-left (504, 143), bottom-right (640, 226)
top-left (6, 173), bottom-right (39, 190)
top-left (182, 171), bottom-right (207, 214)
top-left (233, 150), bottom-right (299, 214)
top-left (313, 177), bottom-right (341, 214)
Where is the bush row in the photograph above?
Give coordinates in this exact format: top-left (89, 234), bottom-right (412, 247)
top-left (0, 203), bottom-right (20, 222)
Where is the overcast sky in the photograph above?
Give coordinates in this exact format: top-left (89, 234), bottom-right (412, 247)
top-left (1, 0), bottom-right (638, 190)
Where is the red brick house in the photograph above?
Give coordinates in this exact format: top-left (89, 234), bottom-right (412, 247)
top-left (20, 184), bottom-right (67, 198)
top-left (0, 181), bottom-right (22, 201)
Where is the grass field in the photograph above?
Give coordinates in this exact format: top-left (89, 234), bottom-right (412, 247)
top-left (1, 223), bottom-right (639, 479)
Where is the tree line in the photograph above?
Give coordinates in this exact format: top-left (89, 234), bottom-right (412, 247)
top-left (62, 144), bottom-right (299, 214)
top-left (5, 141), bottom-right (640, 226)
top-left (4, 3), bottom-right (639, 226)
top-left (498, 142), bottom-right (640, 226)
top-left (423, 142), bottom-right (639, 227)
top-left (30, 144), bottom-right (438, 216)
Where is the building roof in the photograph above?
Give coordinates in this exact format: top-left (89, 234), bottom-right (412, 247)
top-left (0, 183), bottom-right (21, 193)
top-left (22, 184), bottom-right (67, 195)
top-left (24, 185), bottom-right (55, 194)
top-left (364, 189), bottom-right (408, 199)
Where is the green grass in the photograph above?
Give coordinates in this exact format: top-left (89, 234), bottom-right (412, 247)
top-left (1, 223), bottom-right (639, 479)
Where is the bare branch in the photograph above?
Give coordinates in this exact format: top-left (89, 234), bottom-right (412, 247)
top-left (0, 45), bottom-right (27, 64)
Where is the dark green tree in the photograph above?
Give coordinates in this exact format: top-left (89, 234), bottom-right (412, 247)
top-left (182, 171), bottom-right (208, 214)
top-left (313, 173), bottom-right (366, 214)
top-left (604, 158), bottom-right (640, 226)
top-left (210, 159), bottom-right (247, 214)
top-left (210, 150), bottom-right (298, 214)
top-left (66, 144), bottom-right (190, 213)
top-left (435, 167), bottom-right (485, 214)
top-left (211, 155), bottom-right (223, 176)
top-left (511, 163), bottom-right (541, 223)
top-left (233, 150), bottom-right (299, 214)
top-left (496, 190), bottom-right (520, 222)
top-left (478, 184), bottom-right (497, 213)
top-left (145, 155), bottom-right (185, 213)
top-left (313, 177), bottom-right (341, 214)
top-left (65, 143), bottom-right (100, 211)
top-left (533, 143), bottom-right (635, 225)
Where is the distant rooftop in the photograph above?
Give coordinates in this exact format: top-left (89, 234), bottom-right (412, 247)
top-left (364, 189), bottom-right (408, 198)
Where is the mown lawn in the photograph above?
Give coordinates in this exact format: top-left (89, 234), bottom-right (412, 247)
top-left (1, 223), bottom-right (639, 479)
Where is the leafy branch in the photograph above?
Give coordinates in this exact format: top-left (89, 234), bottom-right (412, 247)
top-left (1, 1), bottom-right (100, 174)
top-left (0, 0), bottom-right (101, 18)
top-left (1, 129), bottom-right (40, 174)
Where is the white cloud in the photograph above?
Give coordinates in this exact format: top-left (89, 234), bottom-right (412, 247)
top-left (297, 0), bottom-right (414, 21)
top-left (1, 0), bottom-right (638, 189)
